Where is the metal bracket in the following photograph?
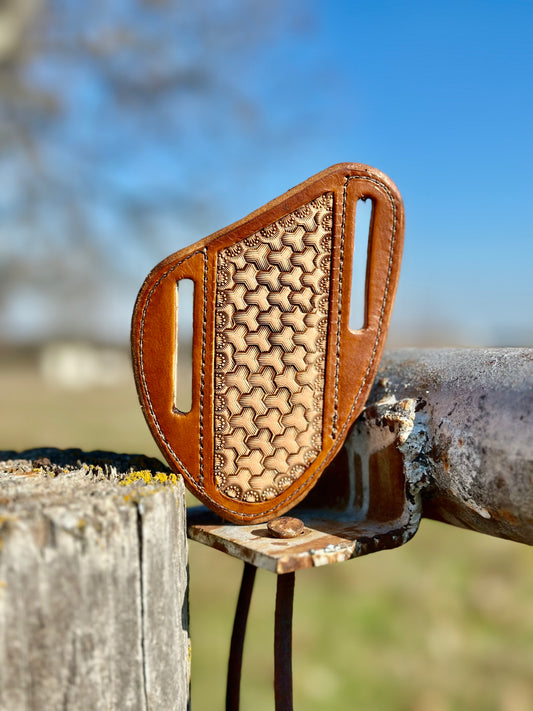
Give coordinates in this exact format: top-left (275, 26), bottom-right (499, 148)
top-left (189, 395), bottom-right (425, 710)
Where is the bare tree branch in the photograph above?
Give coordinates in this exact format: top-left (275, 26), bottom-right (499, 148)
top-left (0, 0), bottom-right (310, 340)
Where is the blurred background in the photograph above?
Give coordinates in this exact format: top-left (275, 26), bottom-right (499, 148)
top-left (1, 1), bottom-right (532, 710)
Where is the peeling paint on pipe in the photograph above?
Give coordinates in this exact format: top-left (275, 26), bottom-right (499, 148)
top-left (368, 348), bottom-right (533, 545)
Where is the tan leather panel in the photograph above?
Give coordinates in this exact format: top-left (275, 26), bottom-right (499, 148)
top-left (131, 164), bottom-right (405, 523)
top-left (213, 193), bottom-right (333, 503)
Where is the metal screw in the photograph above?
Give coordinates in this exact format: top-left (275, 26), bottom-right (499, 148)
top-left (267, 516), bottom-right (305, 539)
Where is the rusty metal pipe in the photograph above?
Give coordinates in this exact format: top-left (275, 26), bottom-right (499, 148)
top-left (367, 348), bottom-right (533, 544)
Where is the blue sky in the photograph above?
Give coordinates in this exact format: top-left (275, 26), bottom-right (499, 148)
top-left (226, 0), bottom-right (533, 346)
top-left (1, 0), bottom-right (532, 345)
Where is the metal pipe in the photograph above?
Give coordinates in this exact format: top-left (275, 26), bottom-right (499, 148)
top-left (367, 348), bottom-right (533, 544)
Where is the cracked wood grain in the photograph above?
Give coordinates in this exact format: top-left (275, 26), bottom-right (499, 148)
top-left (0, 448), bottom-right (190, 711)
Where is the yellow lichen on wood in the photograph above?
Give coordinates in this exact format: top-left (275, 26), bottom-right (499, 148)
top-left (119, 470), bottom-right (180, 487)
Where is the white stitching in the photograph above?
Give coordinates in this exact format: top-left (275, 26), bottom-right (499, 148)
top-left (336, 176), bottom-right (397, 429)
top-left (198, 248), bottom-right (208, 484)
top-left (332, 180), bottom-right (348, 437)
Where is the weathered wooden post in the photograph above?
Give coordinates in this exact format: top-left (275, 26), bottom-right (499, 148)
top-left (0, 448), bottom-right (190, 711)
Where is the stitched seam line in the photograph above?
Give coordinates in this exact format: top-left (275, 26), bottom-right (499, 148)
top-left (199, 248), bottom-right (207, 484)
top-left (332, 180), bottom-right (349, 438)
top-left (338, 175), bottom-right (397, 426)
top-left (139, 173), bottom-right (398, 519)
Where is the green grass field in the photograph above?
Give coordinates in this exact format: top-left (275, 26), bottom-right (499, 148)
top-left (1, 358), bottom-right (532, 711)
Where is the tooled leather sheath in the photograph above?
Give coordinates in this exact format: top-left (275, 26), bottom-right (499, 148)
top-left (131, 164), bottom-right (405, 524)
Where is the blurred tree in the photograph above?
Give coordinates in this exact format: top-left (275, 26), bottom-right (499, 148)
top-left (0, 0), bottom-right (309, 341)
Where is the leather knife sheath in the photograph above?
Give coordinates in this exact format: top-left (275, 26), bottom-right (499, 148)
top-left (131, 163), bottom-right (405, 523)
